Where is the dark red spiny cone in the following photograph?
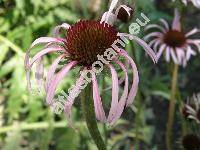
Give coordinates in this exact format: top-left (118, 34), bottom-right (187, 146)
top-left (66, 20), bottom-right (118, 66)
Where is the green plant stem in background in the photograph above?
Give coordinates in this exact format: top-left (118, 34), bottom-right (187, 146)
top-left (81, 84), bottom-right (107, 150)
top-left (0, 35), bottom-right (24, 57)
top-left (0, 121), bottom-right (67, 134)
top-left (166, 64), bottom-right (179, 150)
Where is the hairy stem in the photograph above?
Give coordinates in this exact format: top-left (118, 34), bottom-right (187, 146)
top-left (166, 64), bottom-right (179, 150)
top-left (81, 84), bottom-right (107, 150)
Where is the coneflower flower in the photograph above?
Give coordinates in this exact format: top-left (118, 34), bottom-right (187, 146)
top-left (144, 9), bottom-right (200, 66)
top-left (181, 134), bottom-right (200, 150)
top-left (173, 0), bottom-right (200, 8)
top-left (25, 0), bottom-right (157, 125)
top-left (181, 93), bottom-right (200, 123)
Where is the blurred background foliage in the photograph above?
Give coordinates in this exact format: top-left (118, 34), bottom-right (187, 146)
top-left (0, 0), bottom-right (199, 149)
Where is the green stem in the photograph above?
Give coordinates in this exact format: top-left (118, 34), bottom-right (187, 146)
top-left (81, 84), bottom-right (107, 150)
top-left (166, 64), bottom-right (179, 150)
top-left (0, 121), bottom-right (67, 134)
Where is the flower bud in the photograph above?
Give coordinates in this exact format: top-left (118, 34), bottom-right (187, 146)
top-left (181, 134), bottom-right (200, 150)
top-left (115, 5), bottom-right (134, 23)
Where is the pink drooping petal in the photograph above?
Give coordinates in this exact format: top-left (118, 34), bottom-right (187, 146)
top-left (107, 64), bottom-right (119, 123)
top-left (160, 19), bottom-right (169, 30)
top-left (53, 23), bottom-right (71, 37)
top-left (165, 47), bottom-right (171, 62)
top-left (26, 69), bottom-right (32, 92)
top-left (188, 39), bottom-right (200, 43)
top-left (176, 48), bottom-right (186, 65)
top-left (180, 0), bottom-right (187, 5)
top-left (30, 37), bottom-right (65, 49)
top-left (106, 0), bottom-right (118, 20)
top-left (116, 54), bottom-right (129, 86)
top-left (143, 32), bottom-right (163, 41)
top-left (115, 5), bottom-right (133, 17)
top-left (109, 0), bottom-right (119, 13)
top-left (170, 49), bottom-right (179, 64)
top-left (187, 40), bottom-right (200, 52)
top-left (153, 40), bottom-right (162, 51)
top-left (186, 28), bottom-right (200, 37)
top-left (172, 9), bottom-right (181, 31)
top-left (156, 44), bottom-right (166, 60)
top-left (91, 71), bottom-right (106, 122)
top-left (101, 12), bottom-right (117, 25)
top-left (186, 46), bottom-right (197, 60)
top-left (109, 60), bottom-right (129, 125)
top-left (25, 37), bottom-right (65, 71)
top-left (120, 50), bottom-right (139, 106)
top-left (100, 12), bottom-right (107, 24)
top-left (25, 47), bottom-right (64, 92)
top-left (35, 57), bottom-right (44, 92)
top-left (118, 33), bottom-right (158, 63)
top-left (148, 38), bottom-right (159, 48)
top-left (64, 74), bottom-right (85, 127)
top-left (101, 0), bottom-right (118, 25)
top-left (46, 61), bottom-right (78, 105)
top-left (103, 60), bottom-right (129, 92)
top-left (145, 24), bottom-right (166, 33)
top-left (191, 0), bottom-right (200, 8)
top-left (45, 55), bottom-right (65, 92)
top-left (29, 47), bottom-right (64, 68)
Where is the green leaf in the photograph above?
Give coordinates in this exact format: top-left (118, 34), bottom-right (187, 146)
top-left (0, 44), bottom-right (9, 65)
top-left (22, 28), bottom-right (33, 50)
top-left (55, 128), bottom-right (80, 150)
top-left (53, 8), bottom-right (78, 22)
top-left (0, 57), bottom-right (17, 79)
top-left (151, 91), bottom-right (171, 100)
top-left (15, 0), bottom-right (25, 10)
top-left (3, 130), bottom-right (23, 150)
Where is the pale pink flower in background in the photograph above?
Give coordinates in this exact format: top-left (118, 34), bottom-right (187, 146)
top-left (25, 0), bottom-right (157, 125)
top-left (182, 93), bottom-right (200, 124)
top-left (145, 9), bottom-right (200, 66)
top-left (173, 0), bottom-right (200, 8)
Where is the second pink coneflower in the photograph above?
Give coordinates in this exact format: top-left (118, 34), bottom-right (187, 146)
top-left (145, 10), bottom-right (200, 66)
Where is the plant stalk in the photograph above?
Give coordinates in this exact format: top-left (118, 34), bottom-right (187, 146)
top-left (81, 83), bottom-right (107, 150)
top-left (166, 64), bottom-right (179, 150)
top-left (0, 121), bottom-right (67, 134)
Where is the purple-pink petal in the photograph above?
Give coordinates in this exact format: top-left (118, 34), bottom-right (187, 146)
top-left (107, 64), bottom-right (119, 123)
top-left (165, 47), bottom-right (171, 62)
top-left (172, 9), bottom-right (181, 31)
top-left (45, 55), bottom-right (65, 92)
top-left (29, 47), bottom-right (64, 68)
top-left (170, 49), bottom-right (179, 64)
top-left (186, 28), bottom-right (199, 37)
top-left (118, 33), bottom-right (158, 63)
top-left (53, 23), bottom-right (71, 37)
top-left (64, 75), bottom-right (85, 127)
top-left (160, 19), bottom-right (169, 30)
top-left (46, 61), bottom-right (78, 105)
top-left (30, 37), bottom-right (64, 49)
top-left (35, 57), bottom-right (44, 92)
top-left (109, 60), bottom-right (129, 124)
top-left (156, 44), bottom-right (166, 60)
top-left (120, 50), bottom-right (139, 106)
top-left (91, 72), bottom-right (106, 122)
